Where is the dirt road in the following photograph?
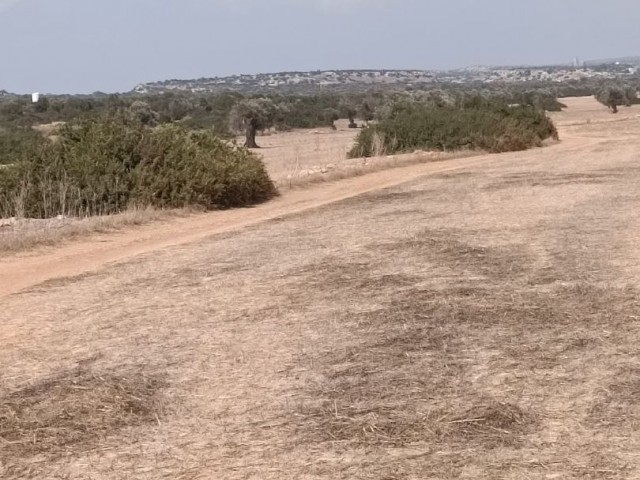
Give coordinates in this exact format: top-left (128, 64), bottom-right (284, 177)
top-left (0, 154), bottom-right (495, 298)
top-left (3, 97), bottom-right (640, 479)
top-left (0, 98), bottom-right (607, 297)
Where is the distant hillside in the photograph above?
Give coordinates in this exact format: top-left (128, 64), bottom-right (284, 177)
top-left (2, 61), bottom-right (638, 98)
top-left (132, 65), bottom-right (635, 95)
top-left (132, 70), bottom-right (440, 95)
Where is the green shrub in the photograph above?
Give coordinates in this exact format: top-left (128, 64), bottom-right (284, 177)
top-left (595, 85), bottom-right (637, 112)
top-left (348, 100), bottom-right (558, 158)
top-left (0, 116), bottom-right (277, 219)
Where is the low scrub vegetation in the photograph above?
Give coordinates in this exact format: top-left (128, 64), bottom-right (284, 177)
top-left (0, 85), bottom-right (571, 139)
top-left (0, 116), bottom-right (276, 219)
top-left (349, 99), bottom-right (558, 158)
top-left (0, 125), bottom-right (44, 165)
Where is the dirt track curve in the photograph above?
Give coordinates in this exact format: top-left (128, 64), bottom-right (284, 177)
top-left (0, 150), bottom-right (530, 297)
top-left (0, 109), bottom-right (605, 299)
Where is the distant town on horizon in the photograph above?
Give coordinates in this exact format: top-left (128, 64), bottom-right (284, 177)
top-left (1, 56), bottom-right (639, 97)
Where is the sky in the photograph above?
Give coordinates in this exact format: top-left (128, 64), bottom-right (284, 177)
top-left (0, 0), bottom-right (638, 94)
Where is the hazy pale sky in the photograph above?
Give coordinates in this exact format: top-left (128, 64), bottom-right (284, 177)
top-left (0, 0), bottom-right (638, 94)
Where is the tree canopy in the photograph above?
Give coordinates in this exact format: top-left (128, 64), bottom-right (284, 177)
top-left (229, 98), bottom-right (278, 148)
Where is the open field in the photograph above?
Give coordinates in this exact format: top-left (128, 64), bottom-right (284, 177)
top-left (2, 97), bottom-right (640, 478)
top-left (251, 119), bottom-right (360, 183)
top-left (244, 119), bottom-right (472, 189)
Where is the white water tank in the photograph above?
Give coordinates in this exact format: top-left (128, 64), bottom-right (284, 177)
top-left (31, 92), bottom-right (40, 103)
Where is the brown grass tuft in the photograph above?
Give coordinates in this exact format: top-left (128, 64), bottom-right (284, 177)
top-left (483, 171), bottom-right (623, 191)
top-left (0, 366), bottom-right (165, 464)
top-left (443, 400), bottom-right (536, 447)
top-left (373, 229), bottom-right (532, 280)
top-left (0, 207), bottom-right (189, 254)
top-left (589, 367), bottom-right (640, 428)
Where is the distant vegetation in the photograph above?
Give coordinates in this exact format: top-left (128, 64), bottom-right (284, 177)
top-left (0, 93), bottom-right (361, 163)
top-left (0, 116), bottom-right (276, 219)
top-left (349, 97), bottom-right (558, 158)
top-left (0, 85), bottom-right (568, 147)
top-left (0, 125), bottom-right (43, 165)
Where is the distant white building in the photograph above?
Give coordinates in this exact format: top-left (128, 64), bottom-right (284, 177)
top-left (31, 92), bottom-right (40, 103)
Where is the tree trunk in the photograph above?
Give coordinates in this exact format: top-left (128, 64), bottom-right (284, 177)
top-left (245, 124), bottom-right (259, 148)
top-left (611, 103), bottom-right (619, 114)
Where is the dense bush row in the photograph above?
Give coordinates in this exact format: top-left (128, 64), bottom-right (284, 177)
top-left (349, 99), bottom-right (558, 158)
top-left (0, 116), bottom-right (276, 218)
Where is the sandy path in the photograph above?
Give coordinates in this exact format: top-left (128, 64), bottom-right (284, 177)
top-left (0, 153), bottom-right (516, 297)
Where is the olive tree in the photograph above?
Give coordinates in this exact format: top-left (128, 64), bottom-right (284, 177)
top-left (596, 86), bottom-right (626, 114)
top-left (359, 101), bottom-right (375, 125)
top-left (229, 98), bottom-right (278, 148)
top-left (323, 108), bottom-right (340, 130)
top-left (339, 98), bottom-right (358, 128)
top-left (128, 101), bottom-right (159, 125)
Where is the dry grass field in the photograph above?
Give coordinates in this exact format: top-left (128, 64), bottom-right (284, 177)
top-left (0, 208), bottom-right (191, 254)
top-left (251, 119), bottom-right (360, 183)
top-left (244, 119), bottom-right (470, 189)
top-left (2, 97), bottom-right (640, 479)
